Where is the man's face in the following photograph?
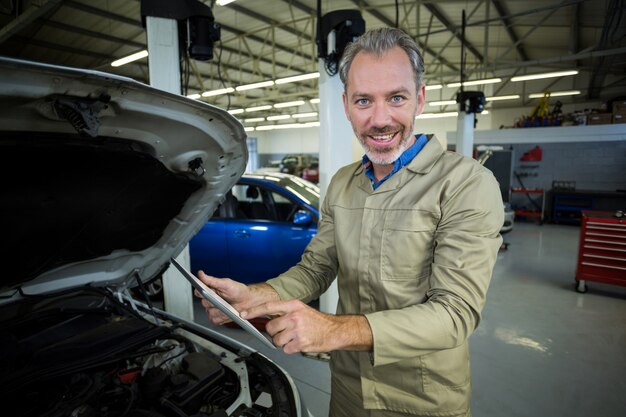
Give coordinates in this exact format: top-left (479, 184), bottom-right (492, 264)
top-left (343, 46), bottom-right (425, 166)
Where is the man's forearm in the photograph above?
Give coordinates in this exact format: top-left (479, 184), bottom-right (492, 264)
top-left (330, 314), bottom-right (373, 352)
top-left (249, 282), bottom-right (281, 305)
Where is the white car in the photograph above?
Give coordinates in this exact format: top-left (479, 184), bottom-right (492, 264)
top-left (0, 57), bottom-right (307, 417)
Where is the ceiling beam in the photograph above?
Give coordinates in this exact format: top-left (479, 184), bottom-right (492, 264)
top-left (422, 2), bottom-right (484, 63)
top-left (491, 0), bottom-right (529, 61)
top-left (64, 0), bottom-right (142, 29)
top-left (0, 0), bottom-right (64, 43)
top-left (220, 22), bottom-right (314, 65)
top-left (11, 35), bottom-right (113, 61)
top-left (38, 19), bottom-right (145, 49)
top-left (587, 0), bottom-right (626, 99)
top-left (348, 0), bottom-right (458, 72)
top-left (228, 2), bottom-right (313, 43)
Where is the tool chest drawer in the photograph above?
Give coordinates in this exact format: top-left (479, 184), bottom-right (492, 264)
top-left (575, 211), bottom-right (626, 293)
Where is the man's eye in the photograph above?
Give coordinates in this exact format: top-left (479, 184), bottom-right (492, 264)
top-left (391, 95), bottom-right (404, 103)
top-left (356, 98), bottom-right (369, 106)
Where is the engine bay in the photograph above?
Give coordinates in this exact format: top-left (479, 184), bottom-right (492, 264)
top-left (0, 288), bottom-right (297, 417)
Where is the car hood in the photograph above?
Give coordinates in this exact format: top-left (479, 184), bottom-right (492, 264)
top-left (0, 57), bottom-right (247, 300)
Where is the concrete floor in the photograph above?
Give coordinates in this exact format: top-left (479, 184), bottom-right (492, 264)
top-left (193, 222), bottom-right (626, 417)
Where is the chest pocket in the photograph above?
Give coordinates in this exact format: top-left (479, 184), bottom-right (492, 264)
top-left (381, 210), bottom-right (436, 281)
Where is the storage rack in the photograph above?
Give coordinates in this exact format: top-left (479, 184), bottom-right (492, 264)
top-left (510, 187), bottom-right (545, 224)
top-left (575, 211), bottom-right (626, 293)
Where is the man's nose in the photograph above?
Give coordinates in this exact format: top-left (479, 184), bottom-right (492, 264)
top-left (371, 103), bottom-right (392, 127)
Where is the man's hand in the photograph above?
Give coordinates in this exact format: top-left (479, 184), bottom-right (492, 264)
top-left (196, 271), bottom-right (279, 325)
top-left (242, 300), bottom-right (373, 354)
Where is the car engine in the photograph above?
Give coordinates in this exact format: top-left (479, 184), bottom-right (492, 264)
top-left (0, 288), bottom-right (297, 417)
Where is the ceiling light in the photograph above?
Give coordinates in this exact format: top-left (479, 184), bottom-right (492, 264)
top-left (244, 126), bottom-right (255, 132)
top-left (511, 70), bottom-right (578, 82)
top-left (244, 117), bottom-right (265, 123)
top-left (528, 90), bottom-right (581, 98)
top-left (245, 105), bottom-right (273, 112)
top-left (274, 100), bottom-right (305, 108)
top-left (425, 84), bottom-right (443, 90)
top-left (429, 100), bottom-right (456, 106)
top-left (186, 93), bottom-right (201, 100)
top-left (227, 109), bottom-right (244, 115)
top-left (267, 115), bottom-right (291, 121)
top-left (202, 87), bottom-right (235, 97)
top-left (111, 50), bottom-right (148, 67)
top-left (416, 112), bottom-right (458, 119)
top-left (236, 80), bottom-right (275, 92)
top-left (486, 95), bottom-right (520, 101)
top-left (446, 78), bottom-right (502, 88)
top-left (216, 0), bottom-right (237, 5)
top-left (310, 98), bottom-right (320, 104)
top-left (275, 72), bottom-right (320, 84)
top-left (256, 122), bottom-right (319, 131)
top-left (292, 112), bottom-right (318, 119)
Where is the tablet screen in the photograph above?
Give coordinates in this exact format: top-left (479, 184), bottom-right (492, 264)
top-left (170, 258), bottom-right (276, 350)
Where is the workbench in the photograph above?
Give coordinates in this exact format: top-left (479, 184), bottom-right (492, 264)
top-left (551, 190), bottom-right (626, 224)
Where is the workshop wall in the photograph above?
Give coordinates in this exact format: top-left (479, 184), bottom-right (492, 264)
top-left (507, 141), bottom-right (626, 193)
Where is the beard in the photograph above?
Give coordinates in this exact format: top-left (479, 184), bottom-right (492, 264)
top-left (356, 124), bottom-right (414, 166)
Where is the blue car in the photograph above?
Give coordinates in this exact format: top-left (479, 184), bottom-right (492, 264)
top-left (190, 173), bottom-right (320, 283)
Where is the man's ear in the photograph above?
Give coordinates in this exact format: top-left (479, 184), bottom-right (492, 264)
top-left (342, 92), bottom-right (351, 122)
top-left (416, 83), bottom-right (426, 116)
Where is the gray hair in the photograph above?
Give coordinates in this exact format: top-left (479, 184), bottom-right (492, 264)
top-left (339, 27), bottom-right (425, 93)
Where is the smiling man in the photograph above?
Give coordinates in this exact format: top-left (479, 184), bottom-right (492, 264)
top-left (199, 28), bottom-right (503, 417)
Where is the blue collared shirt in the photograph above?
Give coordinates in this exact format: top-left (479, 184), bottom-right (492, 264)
top-left (363, 134), bottom-right (428, 190)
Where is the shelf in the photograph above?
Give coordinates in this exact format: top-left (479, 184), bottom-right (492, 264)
top-left (510, 187), bottom-right (546, 223)
top-left (447, 124), bottom-right (626, 145)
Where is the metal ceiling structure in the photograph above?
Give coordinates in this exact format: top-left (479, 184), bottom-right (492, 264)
top-left (1, 0), bottom-right (625, 126)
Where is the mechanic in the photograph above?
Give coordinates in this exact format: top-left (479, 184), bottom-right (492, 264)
top-left (198, 27), bottom-right (503, 417)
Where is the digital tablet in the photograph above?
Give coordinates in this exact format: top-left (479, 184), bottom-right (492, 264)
top-left (170, 258), bottom-right (276, 350)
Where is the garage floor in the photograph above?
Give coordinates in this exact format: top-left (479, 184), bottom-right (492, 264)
top-left (192, 222), bottom-right (626, 417)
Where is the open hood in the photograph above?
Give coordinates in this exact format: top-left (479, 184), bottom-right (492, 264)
top-left (0, 57), bottom-right (247, 299)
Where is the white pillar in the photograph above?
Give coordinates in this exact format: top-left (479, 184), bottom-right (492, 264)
top-left (317, 60), bottom-right (354, 314)
top-left (455, 112), bottom-right (474, 157)
top-left (146, 16), bottom-right (194, 320)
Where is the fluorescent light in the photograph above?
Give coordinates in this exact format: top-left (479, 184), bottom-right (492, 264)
top-left (186, 93), bottom-right (201, 100)
top-left (256, 122), bottom-right (320, 131)
top-left (267, 115), bottom-right (291, 121)
top-left (425, 84), bottom-right (443, 90)
top-left (274, 100), bottom-right (305, 108)
top-left (275, 72), bottom-right (320, 84)
top-left (245, 105), bottom-right (273, 112)
top-left (446, 78), bottom-right (502, 88)
top-left (292, 112), bottom-right (318, 119)
top-left (236, 80), bottom-right (275, 91)
top-left (429, 100), bottom-right (456, 106)
top-left (511, 70), bottom-right (578, 82)
top-left (216, 0), bottom-right (237, 5)
top-left (528, 90), bottom-right (581, 98)
top-left (310, 98), bottom-right (320, 104)
top-left (111, 50), bottom-right (148, 67)
top-left (227, 109), bottom-right (244, 115)
top-left (416, 112), bottom-right (458, 119)
top-left (202, 87), bottom-right (235, 97)
top-left (244, 117), bottom-right (265, 123)
top-left (244, 126), bottom-right (255, 132)
top-left (485, 95), bottom-right (520, 101)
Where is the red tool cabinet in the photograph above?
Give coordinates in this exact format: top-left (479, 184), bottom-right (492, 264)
top-left (575, 211), bottom-right (626, 293)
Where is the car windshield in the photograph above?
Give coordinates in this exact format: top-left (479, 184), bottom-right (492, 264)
top-left (272, 175), bottom-right (320, 208)
top-left (279, 176), bottom-right (320, 208)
